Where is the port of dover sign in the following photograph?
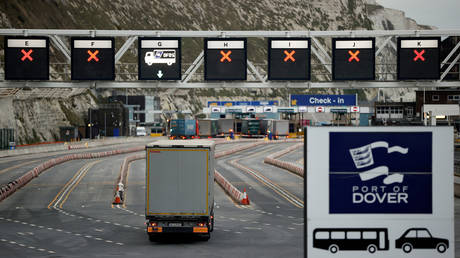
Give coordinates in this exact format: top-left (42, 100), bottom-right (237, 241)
top-left (305, 127), bottom-right (454, 258)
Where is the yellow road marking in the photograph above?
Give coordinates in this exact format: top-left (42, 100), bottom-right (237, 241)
top-left (59, 160), bottom-right (102, 208)
top-left (47, 164), bottom-right (86, 209)
top-left (48, 160), bottom-right (102, 209)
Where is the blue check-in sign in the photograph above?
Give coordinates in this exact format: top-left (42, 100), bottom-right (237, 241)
top-left (329, 132), bottom-right (432, 214)
top-left (290, 94), bottom-right (356, 106)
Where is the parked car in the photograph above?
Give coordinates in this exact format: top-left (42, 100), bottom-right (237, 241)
top-left (395, 228), bottom-right (449, 253)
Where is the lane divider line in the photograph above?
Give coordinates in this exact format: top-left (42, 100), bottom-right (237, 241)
top-left (0, 217), bottom-right (124, 246)
top-left (229, 158), bottom-right (304, 208)
top-left (48, 160), bottom-right (102, 209)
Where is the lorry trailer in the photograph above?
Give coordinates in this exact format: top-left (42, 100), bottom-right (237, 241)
top-left (198, 119), bottom-right (218, 137)
top-left (145, 140), bottom-right (215, 241)
top-left (170, 119), bottom-right (197, 139)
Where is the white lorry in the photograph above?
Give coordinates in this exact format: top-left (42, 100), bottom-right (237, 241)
top-left (145, 140), bottom-right (215, 241)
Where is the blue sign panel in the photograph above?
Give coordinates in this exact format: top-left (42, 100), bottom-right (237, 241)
top-left (290, 94), bottom-right (356, 106)
top-left (207, 100), bottom-right (279, 107)
top-left (329, 132), bottom-right (432, 214)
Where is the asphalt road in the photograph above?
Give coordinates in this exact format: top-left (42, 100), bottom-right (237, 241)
top-left (0, 140), bottom-right (459, 257)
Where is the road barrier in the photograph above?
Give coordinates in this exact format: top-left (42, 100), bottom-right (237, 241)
top-left (0, 136), bottom-right (152, 158)
top-left (263, 143), bottom-right (304, 177)
top-left (112, 153), bottom-right (145, 205)
top-left (1, 138), bottom-right (303, 203)
top-left (214, 170), bottom-right (244, 203)
top-left (0, 146), bottom-right (144, 202)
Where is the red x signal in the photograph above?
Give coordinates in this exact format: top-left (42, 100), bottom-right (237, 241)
top-left (87, 50), bottom-right (99, 62)
top-left (284, 50), bottom-right (296, 62)
top-left (413, 49), bottom-right (425, 62)
top-left (348, 50), bottom-right (360, 62)
top-left (21, 49), bottom-right (33, 62)
top-left (220, 50), bottom-right (232, 62)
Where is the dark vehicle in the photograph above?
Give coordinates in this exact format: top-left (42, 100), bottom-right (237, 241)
top-left (241, 119), bottom-right (262, 137)
top-left (170, 119), bottom-right (197, 139)
top-left (395, 228), bottom-right (449, 253)
top-left (313, 228), bottom-right (389, 254)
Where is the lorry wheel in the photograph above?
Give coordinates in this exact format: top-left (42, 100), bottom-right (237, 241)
top-left (210, 218), bottom-right (214, 232)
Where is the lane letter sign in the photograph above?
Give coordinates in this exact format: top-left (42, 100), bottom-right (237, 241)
top-left (204, 38), bottom-right (247, 80)
top-left (71, 37), bottom-right (115, 80)
top-left (4, 36), bottom-right (49, 80)
top-left (397, 37), bottom-right (440, 80)
top-left (268, 38), bottom-right (311, 80)
top-left (333, 38), bottom-right (375, 80)
top-left (138, 37), bottom-right (181, 80)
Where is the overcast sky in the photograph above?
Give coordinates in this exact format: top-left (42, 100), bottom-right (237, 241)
top-left (376, 0), bottom-right (460, 29)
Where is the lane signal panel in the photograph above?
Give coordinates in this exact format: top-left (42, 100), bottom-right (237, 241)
top-left (4, 36), bottom-right (49, 80)
top-left (204, 38), bottom-right (247, 80)
top-left (268, 38), bottom-right (311, 80)
top-left (71, 37), bottom-right (115, 80)
top-left (397, 37), bottom-right (441, 80)
top-left (138, 37), bottom-right (181, 80)
top-left (332, 38), bottom-right (375, 81)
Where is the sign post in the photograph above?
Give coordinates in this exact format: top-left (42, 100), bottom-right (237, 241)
top-left (397, 37), bottom-right (441, 80)
top-left (332, 38), bottom-right (375, 81)
top-left (4, 36), bottom-right (49, 80)
top-left (138, 37), bottom-right (181, 80)
top-left (305, 127), bottom-right (454, 257)
top-left (71, 37), bottom-right (115, 80)
top-left (204, 38), bottom-right (247, 80)
top-left (268, 38), bottom-right (310, 80)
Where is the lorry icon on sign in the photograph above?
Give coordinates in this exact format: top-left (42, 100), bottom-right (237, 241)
top-left (144, 50), bottom-right (176, 66)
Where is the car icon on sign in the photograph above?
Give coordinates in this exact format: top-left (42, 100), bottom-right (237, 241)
top-left (395, 228), bottom-right (448, 253)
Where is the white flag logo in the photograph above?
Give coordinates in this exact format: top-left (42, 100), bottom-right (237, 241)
top-left (349, 141), bottom-right (408, 185)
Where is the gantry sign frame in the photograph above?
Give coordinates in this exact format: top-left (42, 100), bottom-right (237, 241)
top-left (0, 29), bottom-right (459, 89)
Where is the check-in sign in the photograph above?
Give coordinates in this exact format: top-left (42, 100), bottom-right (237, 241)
top-left (305, 127), bottom-right (454, 258)
top-left (71, 37), bottom-right (115, 80)
top-left (204, 38), bottom-right (247, 80)
top-left (268, 38), bottom-right (310, 80)
top-left (4, 36), bottom-right (49, 80)
top-left (332, 38), bottom-right (375, 80)
top-left (397, 37), bottom-right (440, 80)
top-left (138, 37), bottom-right (181, 80)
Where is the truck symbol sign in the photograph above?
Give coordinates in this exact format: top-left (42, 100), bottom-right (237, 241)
top-left (144, 50), bottom-right (176, 66)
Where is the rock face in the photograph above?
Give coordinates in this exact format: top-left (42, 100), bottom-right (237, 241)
top-left (0, 0), bottom-right (432, 144)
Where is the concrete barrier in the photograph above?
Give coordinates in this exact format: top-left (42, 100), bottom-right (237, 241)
top-left (215, 170), bottom-right (243, 203)
top-left (0, 136), bottom-right (152, 158)
top-left (263, 143), bottom-right (304, 177)
top-left (0, 146), bottom-right (144, 202)
top-left (0, 138), bottom-right (302, 203)
top-left (112, 153), bottom-right (146, 204)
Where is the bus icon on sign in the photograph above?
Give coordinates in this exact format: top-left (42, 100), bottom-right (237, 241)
top-left (313, 228), bottom-right (389, 254)
top-left (144, 50), bottom-right (176, 66)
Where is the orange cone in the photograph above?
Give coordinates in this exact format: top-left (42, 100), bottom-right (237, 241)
top-left (113, 191), bottom-right (122, 205)
top-left (241, 188), bottom-right (250, 205)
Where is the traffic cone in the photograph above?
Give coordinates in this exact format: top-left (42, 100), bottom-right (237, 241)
top-left (241, 188), bottom-right (250, 205)
top-left (113, 191), bottom-right (122, 205)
